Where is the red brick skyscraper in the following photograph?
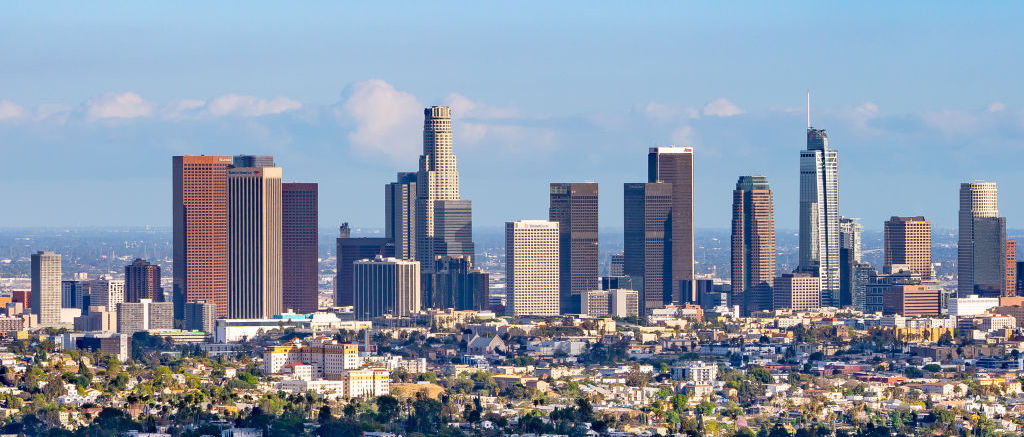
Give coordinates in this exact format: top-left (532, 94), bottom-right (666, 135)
top-left (125, 258), bottom-right (162, 302)
top-left (173, 155), bottom-right (232, 319)
top-left (283, 183), bottom-right (319, 313)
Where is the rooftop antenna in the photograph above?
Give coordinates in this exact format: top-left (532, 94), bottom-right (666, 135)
top-left (806, 89), bottom-right (811, 129)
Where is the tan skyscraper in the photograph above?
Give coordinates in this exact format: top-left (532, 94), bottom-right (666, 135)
top-left (1007, 239), bottom-right (1017, 297)
top-left (505, 220), bottom-right (560, 317)
top-left (173, 155), bottom-right (232, 319)
top-left (958, 181), bottom-right (1006, 296)
top-left (416, 106), bottom-right (473, 270)
top-left (31, 251), bottom-right (62, 326)
top-left (731, 176), bottom-right (775, 315)
top-left (227, 162), bottom-right (283, 318)
top-left (884, 216), bottom-right (932, 279)
top-left (648, 146), bottom-right (694, 303)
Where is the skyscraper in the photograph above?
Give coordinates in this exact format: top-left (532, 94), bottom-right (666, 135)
top-left (623, 182), bottom-right (672, 316)
top-left (422, 256), bottom-right (489, 311)
top-left (353, 256), bottom-right (421, 319)
top-left (648, 146), bottom-right (694, 303)
top-left (173, 155), bottom-right (232, 319)
top-left (882, 285), bottom-right (940, 317)
top-left (433, 200), bottom-right (474, 260)
top-left (227, 162), bottom-right (283, 319)
top-left (31, 251), bottom-right (62, 326)
top-left (89, 278), bottom-right (125, 313)
top-left (839, 217), bottom-right (863, 308)
top-left (125, 258), bottom-right (162, 303)
top-left (184, 300), bottom-right (217, 333)
top-left (883, 216), bottom-right (932, 279)
top-left (1006, 239), bottom-right (1017, 297)
top-left (416, 106), bottom-right (473, 270)
top-left (799, 125), bottom-right (840, 307)
top-left (549, 182), bottom-right (599, 314)
top-left (282, 182), bottom-right (319, 314)
top-left (117, 298), bottom-right (174, 335)
top-left (730, 176), bottom-right (775, 315)
top-left (958, 181), bottom-right (1003, 296)
top-left (505, 220), bottom-right (560, 317)
top-left (335, 223), bottom-right (395, 307)
top-left (385, 172), bottom-right (417, 260)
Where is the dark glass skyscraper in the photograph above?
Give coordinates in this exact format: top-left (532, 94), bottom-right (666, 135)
top-left (549, 182), bottom-right (598, 314)
top-left (385, 172), bottom-right (417, 260)
top-left (623, 182), bottom-right (672, 316)
top-left (335, 223), bottom-right (395, 307)
top-left (648, 147), bottom-right (694, 304)
top-left (422, 256), bottom-right (489, 311)
top-left (730, 176), bottom-right (775, 315)
top-left (283, 182), bottom-right (319, 314)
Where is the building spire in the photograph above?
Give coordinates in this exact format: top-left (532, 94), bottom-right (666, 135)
top-left (806, 89), bottom-right (811, 129)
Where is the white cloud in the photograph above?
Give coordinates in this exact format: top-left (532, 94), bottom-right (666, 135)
top-left (205, 94), bottom-right (301, 117)
top-left (670, 126), bottom-right (695, 145)
top-left (920, 109), bottom-right (980, 135)
top-left (163, 99), bottom-right (207, 119)
top-left (702, 98), bottom-right (744, 117)
top-left (443, 93), bottom-right (519, 119)
top-left (85, 92), bottom-right (154, 120)
top-left (336, 79), bottom-right (423, 159)
top-left (853, 102), bottom-right (879, 118)
top-left (986, 101), bottom-right (1006, 113)
top-left (636, 102), bottom-right (700, 122)
top-left (0, 100), bottom-right (26, 120)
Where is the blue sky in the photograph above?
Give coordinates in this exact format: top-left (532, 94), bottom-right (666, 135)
top-left (1, 2), bottom-right (1022, 230)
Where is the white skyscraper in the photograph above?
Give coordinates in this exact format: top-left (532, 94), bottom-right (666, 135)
top-left (31, 251), bottom-right (62, 326)
top-left (799, 123), bottom-right (840, 307)
top-left (416, 106), bottom-right (473, 270)
top-left (227, 163), bottom-right (283, 319)
top-left (88, 278), bottom-right (125, 313)
top-left (505, 220), bottom-right (560, 317)
top-left (958, 181), bottom-right (1004, 296)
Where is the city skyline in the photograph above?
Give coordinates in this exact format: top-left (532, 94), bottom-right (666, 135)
top-left (3, 3), bottom-right (1024, 231)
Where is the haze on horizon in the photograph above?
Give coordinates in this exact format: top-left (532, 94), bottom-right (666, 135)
top-left (2, 2), bottom-right (1022, 232)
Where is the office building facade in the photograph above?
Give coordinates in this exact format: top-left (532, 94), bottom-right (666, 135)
top-left (882, 284), bottom-right (940, 317)
top-left (730, 176), bottom-right (775, 315)
top-left (118, 299), bottom-right (174, 335)
top-left (505, 220), bottom-right (560, 317)
top-left (283, 182), bottom-right (319, 314)
top-left (335, 223), bottom-right (395, 307)
top-left (799, 127), bottom-right (840, 307)
top-left (884, 216), bottom-right (932, 279)
top-left (385, 172), bottom-right (417, 260)
top-left (958, 181), bottom-right (1003, 296)
top-left (773, 273), bottom-right (821, 311)
top-left (623, 182), bottom-right (673, 316)
top-left (353, 256), bottom-right (421, 319)
top-left (648, 146), bottom-right (694, 303)
top-left (549, 182), bottom-right (599, 314)
top-left (227, 164), bottom-right (283, 319)
top-left (422, 256), bottom-right (489, 311)
top-left (173, 155), bottom-right (232, 319)
top-left (31, 251), bottom-right (62, 326)
top-left (416, 106), bottom-right (473, 271)
top-left (184, 300), bottom-right (217, 333)
top-left (125, 258), bottom-right (162, 303)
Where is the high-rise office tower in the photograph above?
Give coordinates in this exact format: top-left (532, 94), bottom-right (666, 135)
top-left (505, 220), bottom-right (560, 317)
top-left (433, 200), bottom-right (474, 259)
top-left (62, 280), bottom-right (91, 309)
top-left (838, 217), bottom-right (863, 308)
top-left (958, 181), bottom-right (1004, 296)
top-left (31, 251), bottom-right (62, 326)
top-left (799, 124), bottom-right (841, 307)
top-left (173, 155), bottom-right (232, 319)
top-left (353, 256), bottom-right (421, 319)
top-left (549, 182), bottom-right (599, 314)
top-left (609, 253), bottom-right (625, 276)
top-left (335, 223), bottom-right (395, 307)
top-left (623, 182), bottom-right (673, 316)
top-left (1007, 240), bottom-right (1017, 297)
top-left (882, 285), bottom-right (940, 317)
top-left (227, 161), bottom-right (283, 319)
top-left (773, 272), bottom-right (820, 311)
top-left (648, 146), bottom-right (694, 303)
top-left (385, 172), bottom-right (417, 260)
top-left (730, 176), bottom-right (776, 315)
top-left (282, 182), bottom-right (319, 314)
top-left (883, 216), bottom-right (932, 279)
top-left (416, 106), bottom-right (473, 270)
top-left (1017, 261), bottom-right (1024, 295)
top-left (422, 256), bottom-right (489, 311)
top-left (125, 258), bottom-right (162, 303)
